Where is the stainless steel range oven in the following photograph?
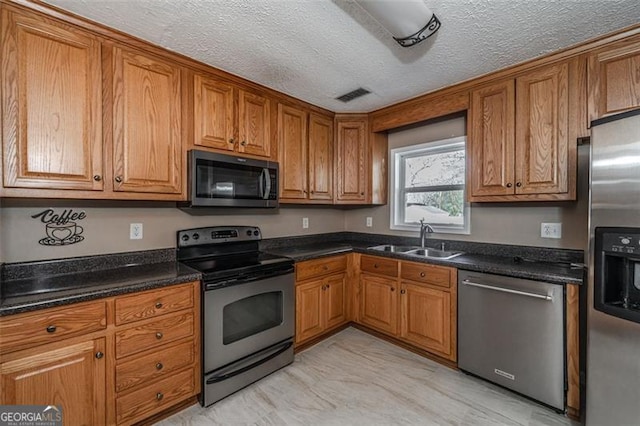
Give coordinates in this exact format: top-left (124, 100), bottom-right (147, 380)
top-left (177, 226), bottom-right (294, 406)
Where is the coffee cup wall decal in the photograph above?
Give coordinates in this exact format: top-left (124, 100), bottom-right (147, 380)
top-left (32, 208), bottom-right (86, 246)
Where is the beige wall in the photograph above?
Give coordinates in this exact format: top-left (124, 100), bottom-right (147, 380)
top-left (344, 116), bottom-right (590, 250)
top-left (0, 201), bottom-right (345, 263)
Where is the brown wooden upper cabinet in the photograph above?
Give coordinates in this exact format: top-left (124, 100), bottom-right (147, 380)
top-left (468, 58), bottom-right (578, 202)
top-left (588, 34), bottom-right (640, 123)
top-left (335, 116), bottom-right (367, 203)
top-left (192, 73), bottom-right (272, 159)
top-left (334, 115), bottom-right (388, 205)
top-left (111, 45), bottom-right (183, 195)
top-left (1, 9), bottom-right (104, 191)
top-left (278, 103), bottom-right (334, 203)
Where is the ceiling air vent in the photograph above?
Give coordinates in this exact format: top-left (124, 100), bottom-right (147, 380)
top-left (336, 88), bottom-right (371, 103)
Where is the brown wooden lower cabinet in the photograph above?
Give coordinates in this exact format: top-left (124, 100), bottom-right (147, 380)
top-left (295, 256), bottom-right (348, 346)
top-left (359, 273), bottom-right (398, 335)
top-left (0, 281), bottom-right (200, 426)
top-left (356, 259), bottom-right (457, 362)
top-left (0, 338), bottom-right (107, 426)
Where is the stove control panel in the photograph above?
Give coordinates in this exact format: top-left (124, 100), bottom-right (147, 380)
top-left (177, 226), bottom-right (261, 247)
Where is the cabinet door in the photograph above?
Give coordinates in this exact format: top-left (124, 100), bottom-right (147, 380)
top-left (112, 46), bottom-right (182, 194)
top-left (193, 74), bottom-right (235, 152)
top-left (0, 338), bottom-right (106, 425)
top-left (359, 274), bottom-right (398, 335)
top-left (308, 113), bottom-right (334, 201)
top-left (515, 62), bottom-right (569, 195)
top-left (335, 119), bottom-right (367, 203)
top-left (278, 104), bottom-right (308, 200)
top-left (468, 80), bottom-right (515, 199)
top-left (238, 89), bottom-right (271, 158)
top-left (325, 273), bottom-right (347, 329)
top-left (400, 282), bottom-right (451, 358)
top-left (588, 35), bottom-right (640, 122)
top-left (1, 10), bottom-right (103, 190)
top-left (295, 279), bottom-right (324, 344)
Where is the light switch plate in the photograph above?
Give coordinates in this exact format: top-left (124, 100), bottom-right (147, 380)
top-left (302, 217), bottom-right (309, 229)
top-left (130, 223), bottom-right (143, 240)
top-left (366, 217), bottom-right (373, 227)
top-left (541, 223), bottom-right (561, 239)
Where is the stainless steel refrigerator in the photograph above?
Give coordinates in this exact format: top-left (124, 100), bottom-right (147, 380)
top-left (587, 108), bottom-right (640, 425)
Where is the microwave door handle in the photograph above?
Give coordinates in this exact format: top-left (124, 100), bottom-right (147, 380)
top-left (261, 168), bottom-right (271, 200)
top-left (259, 168), bottom-right (265, 199)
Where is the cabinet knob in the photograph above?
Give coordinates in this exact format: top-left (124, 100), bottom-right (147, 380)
top-left (374, 264), bottom-right (379, 268)
top-left (155, 302), bottom-right (163, 309)
top-left (95, 351), bottom-right (104, 359)
top-left (400, 289), bottom-right (406, 294)
top-left (360, 192), bottom-right (364, 196)
top-left (155, 332), bottom-right (163, 340)
top-left (46, 325), bottom-right (56, 333)
top-left (229, 138), bottom-right (235, 144)
top-left (323, 265), bottom-right (329, 270)
top-left (115, 176), bottom-right (123, 183)
top-left (241, 140), bottom-right (247, 146)
top-left (326, 284), bottom-right (330, 289)
top-left (156, 362), bottom-right (163, 370)
top-left (390, 287), bottom-right (395, 292)
top-left (156, 392), bottom-right (164, 401)
top-left (93, 175), bottom-right (102, 181)
top-left (420, 272), bottom-right (426, 277)
top-left (516, 182), bottom-right (522, 187)
top-left (506, 182), bottom-right (513, 188)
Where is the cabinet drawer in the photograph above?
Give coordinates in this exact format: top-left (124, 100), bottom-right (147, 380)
top-left (296, 256), bottom-right (347, 282)
top-left (114, 282), bottom-right (195, 325)
top-left (0, 301), bottom-right (107, 354)
top-left (115, 312), bottom-right (194, 359)
top-left (401, 262), bottom-right (451, 288)
top-left (360, 255), bottom-right (398, 278)
top-left (116, 366), bottom-right (196, 425)
top-left (115, 339), bottom-right (195, 393)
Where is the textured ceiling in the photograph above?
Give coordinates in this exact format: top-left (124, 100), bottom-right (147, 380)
top-left (43, 0), bottom-right (640, 113)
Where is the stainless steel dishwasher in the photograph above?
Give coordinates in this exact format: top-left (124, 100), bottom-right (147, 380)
top-left (458, 270), bottom-right (565, 411)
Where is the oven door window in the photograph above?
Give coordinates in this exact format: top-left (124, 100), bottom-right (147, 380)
top-left (223, 291), bottom-right (283, 345)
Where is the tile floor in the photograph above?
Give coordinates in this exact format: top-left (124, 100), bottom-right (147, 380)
top-left (159, 328), bottom-right (578, 425)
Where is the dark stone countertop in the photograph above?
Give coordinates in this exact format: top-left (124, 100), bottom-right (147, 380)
top-left (266, 242), bottom-right (584, 286)
top-left (1, 260), bottom-right (201, 316)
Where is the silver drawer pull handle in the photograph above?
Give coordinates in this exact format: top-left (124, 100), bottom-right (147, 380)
top-left (462, 279), bottom-right (553, 301)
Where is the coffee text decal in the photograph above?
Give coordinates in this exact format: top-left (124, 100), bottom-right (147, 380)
top-left (31, 208), bottom-right (86, 246)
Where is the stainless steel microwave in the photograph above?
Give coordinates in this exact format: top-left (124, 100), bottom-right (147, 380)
top-left (183, 150), bottom-right (278, 208)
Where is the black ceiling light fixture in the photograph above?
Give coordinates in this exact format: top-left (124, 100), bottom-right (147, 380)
top-left (354, 0), bottom-right (441, 47)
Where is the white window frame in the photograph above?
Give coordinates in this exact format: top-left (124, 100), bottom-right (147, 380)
top-left (390, 136), bottom-right (470, 234)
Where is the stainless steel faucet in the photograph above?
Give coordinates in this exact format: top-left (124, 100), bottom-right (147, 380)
top-left (419, 219), bottom-right (435, 248)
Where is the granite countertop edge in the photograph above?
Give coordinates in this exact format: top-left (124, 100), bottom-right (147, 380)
top-left (1, 268), bottom-right (202, 317)
top-left (265, 244), bottom-right (583, 286)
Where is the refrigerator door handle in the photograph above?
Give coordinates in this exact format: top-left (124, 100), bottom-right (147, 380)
top-left (461, 279), bottom-right (553, 301)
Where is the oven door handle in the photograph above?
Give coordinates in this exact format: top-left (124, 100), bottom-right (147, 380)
top-left (206, 340), bottom-right (293, 384)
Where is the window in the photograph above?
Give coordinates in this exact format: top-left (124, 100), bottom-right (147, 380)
top-left (390, 136), bottom-right (469, 234)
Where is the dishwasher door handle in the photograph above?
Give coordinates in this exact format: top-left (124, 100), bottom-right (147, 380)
top-left (461, 279), bottom-right (553, 301)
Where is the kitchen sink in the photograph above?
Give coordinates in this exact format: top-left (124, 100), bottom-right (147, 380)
top-left (368, 245), bottom-right (464, 260)
top-left (368, 245), bottom-right (417, 253)
top-left (406, 248), bottom-right (464, 260)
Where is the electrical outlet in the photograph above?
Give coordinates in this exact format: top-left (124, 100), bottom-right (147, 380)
top-left (366, 217), bottom-right (373, 227)
top-left (130, 223), bottom-right (143, 240)
top-left (302, 217), bottom-right (309, 229)
top-left (541, 223), bottom-right (562, 239)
